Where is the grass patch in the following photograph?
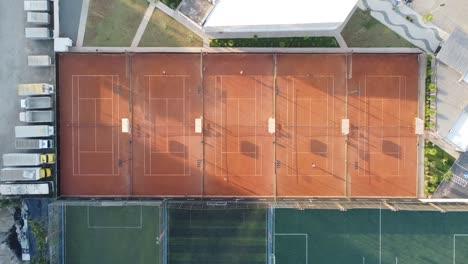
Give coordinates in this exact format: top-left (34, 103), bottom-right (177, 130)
top-left (161, 0), bottom-right (181, 9)
top-left (169, 208), bottom-right (267, 264)
top-left (341, 9), bottom-right (415, 47)
top-left (210, 36), bottom-right (339, 48)
top-left (84, 0), bottom-right (148, 47)
top-left (139, 9), bottom-right (203, 47)
top-left (424, 140), bottom-right (455, 195)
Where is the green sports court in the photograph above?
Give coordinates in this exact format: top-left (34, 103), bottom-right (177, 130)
top-left (61, 203), bottom-right (161, 264)
top-left (50, 202), bottom-right (468, 264)
top-left (275, 208), bottom-right (468, 264)
top-left (168, 207), bottom-right (268, 264)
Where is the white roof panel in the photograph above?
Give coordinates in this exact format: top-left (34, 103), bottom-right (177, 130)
top-left (447, 108), bottom-right (468, 151)
top-left (204, 0), bottom-right (357, 32)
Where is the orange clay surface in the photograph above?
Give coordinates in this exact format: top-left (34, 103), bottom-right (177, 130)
top-left (58, 53), bottom-right (419, 197)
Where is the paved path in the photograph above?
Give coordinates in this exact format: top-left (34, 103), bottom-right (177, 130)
top-left (131, 2), bottom-right (157, 48)
top-left (411, 0), bottom-right (468, 34)
top-left (359, 0), bottom-right (446, 53)
top-left (76, 0), bottom-right (90, 46)
top-left (334, 34), bottom-right (348, 48)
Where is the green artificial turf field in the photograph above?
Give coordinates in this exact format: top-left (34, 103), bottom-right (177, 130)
top-left (168, 208), bottom-right (267, 264)
top-left (275, 209), bottom-right (468, 264)
top-left (64, 204), bottom-right (160, 264)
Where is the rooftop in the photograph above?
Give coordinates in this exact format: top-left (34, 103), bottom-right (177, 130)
top-left (204, 0), bottom-right (357, 32)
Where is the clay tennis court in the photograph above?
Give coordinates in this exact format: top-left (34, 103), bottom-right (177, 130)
top-left (276, 55), bottom-right (347, 197)
top-left (347, 55), bottom-right (419, 197)
top-left (58, 53), bottom-right (420, 197)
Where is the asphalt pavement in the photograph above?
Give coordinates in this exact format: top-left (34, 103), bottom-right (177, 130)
top-left (0, 0), bottom-right (54, 159)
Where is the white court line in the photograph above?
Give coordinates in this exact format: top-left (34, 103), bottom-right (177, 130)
top-left (94, 99), bottom-right (97, 152)
top-left (87, 205), bottom-right (143, 229)
top-left (145, 76), bottom-right (190, 176)
top-left (214, 76), bottom-right (217, 175)
top-left (331, 77), bottom-right (335, 177)
top-left (80, 151), bottom-right (113, 153)
top-left (74, 174), bottom-right (118, 176)
top-left (327, 78), bottom-right (330, 171)
top-left (78, 77), bottom-right (81, 174)
top-left (215, 75), bottom-right (264, 177)
top-left (275, 233), bottom-right (308, 264)
top-left (360, 75), bottom-right (404, 178)
top-left (166, 98), bottom-right (169, 154)
top-left (78, 97), bottom-right (113, 100)
top-left (72, 76), bottom-right (75, 175)
top-left (183, 78), bottom-right (187, 175)
top-left (287, 76), bottom-right (333, 176)
top-left (221, 152), bottom-right (257, 154)
top-left (71, 75), bottom-right (119, 176)
top-left (71, 74), bottom-right (116, 77)
top-left (143, 74), bottom-right (189, 77)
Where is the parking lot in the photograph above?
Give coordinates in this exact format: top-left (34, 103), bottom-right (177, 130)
top-left (0, 0), bottom-right (55, 183)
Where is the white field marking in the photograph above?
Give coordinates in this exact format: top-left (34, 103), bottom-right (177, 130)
top-left (87, 205), bottom-right (143, 229)
top-left (275, 233), bottom-right (308, 264)
top-left (453, 234), bottom-right (468, 264)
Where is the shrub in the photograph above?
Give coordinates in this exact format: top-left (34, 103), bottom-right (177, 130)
top-left (423, 13), bottom-right (434, 23)
top-left (428, 83), bottom-right (437, 92)
top-left (427, 68), bottom-right (434, 77)
top-left (426, 109), bottom-right (436, 116)
top-left (210, 37), bottom-right (339, 48)
top-left (425, 147), bottom-right (438, 156)
top-left (424, 141), bottom-right (456, 196)
top-left (442, 171), bottom-right (453, 181)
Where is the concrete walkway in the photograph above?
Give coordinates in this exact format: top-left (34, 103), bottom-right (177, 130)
top-left (411, 0), bottom-right (468, 34)
top-left (76, 0), bottom-right (90, 47)
top-left (131, 2), bottom-right (157, 48)
top-left (359, 0), bottom-right (446, 53)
